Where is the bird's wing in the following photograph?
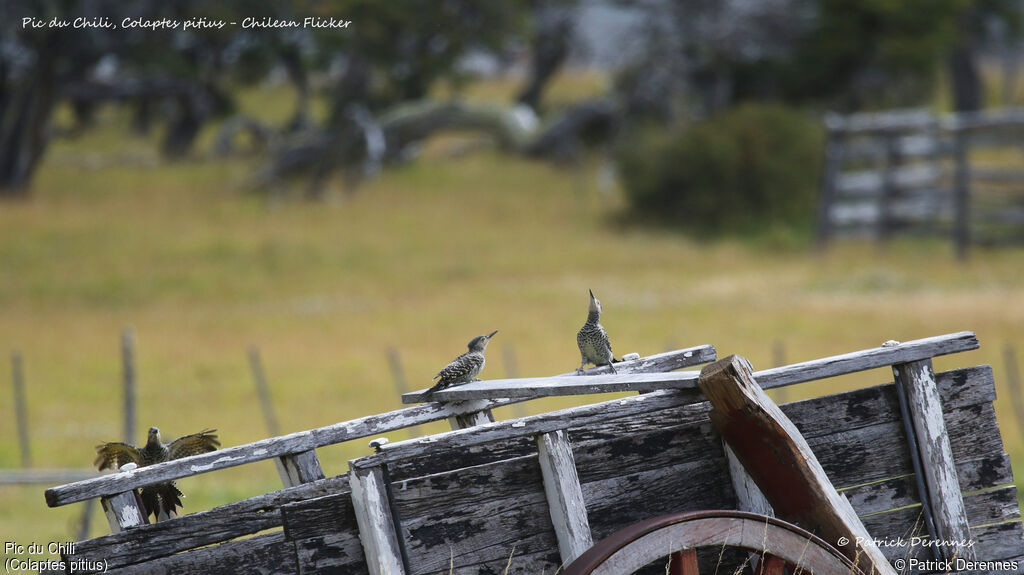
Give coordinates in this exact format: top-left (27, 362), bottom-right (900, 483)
top-left (167, 429), bottom-right (220, 460)
top-left (94, 442), bottom-right (142, 471)
top-left (434, 353), bottom-right (464, 381)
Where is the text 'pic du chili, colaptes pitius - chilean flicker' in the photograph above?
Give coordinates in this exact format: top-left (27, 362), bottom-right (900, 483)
top-left (577, 289), bottom-right (619, 373)
top-left (424, 330), bottom-right (498, 397)
top-left (94, 427), bottom-right (220, 521)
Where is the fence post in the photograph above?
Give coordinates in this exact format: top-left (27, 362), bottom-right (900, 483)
top-left (121, 329), bottom-right (136, 444)
top-left (952, 125), bottom-right (971, 259)
top-left (248, 346), bottom-right (280, 437)
top-left (386, 347), bottom-right (421, 437)
top-left (11, 350), bottom-right (31, 468)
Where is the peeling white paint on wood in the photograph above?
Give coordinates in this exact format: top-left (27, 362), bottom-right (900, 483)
top-left (537, 430), bottom-right (592, 563)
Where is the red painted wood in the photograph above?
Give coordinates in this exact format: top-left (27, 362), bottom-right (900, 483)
top-left (670, 548), bottom-right (699, 575)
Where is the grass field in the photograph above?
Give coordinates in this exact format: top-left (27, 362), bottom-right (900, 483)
top-left (1, 81), bottom-right (1022, 562)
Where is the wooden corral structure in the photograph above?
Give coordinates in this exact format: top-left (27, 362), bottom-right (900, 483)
top-left (43, 333), bottom-right (1023, 573)
top-left (818, 108), bottom-right (1024, 258)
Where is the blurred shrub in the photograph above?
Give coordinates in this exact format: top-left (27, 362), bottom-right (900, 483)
top-left (617, 104), bottom-right (824, 239)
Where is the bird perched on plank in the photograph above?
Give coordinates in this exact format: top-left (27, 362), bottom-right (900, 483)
top-left (577, 289), bottom-right (618, 373)
top-left (94, 427), bottom-right (220, 521)
top-left (424, 330), bottom-right (498, 397)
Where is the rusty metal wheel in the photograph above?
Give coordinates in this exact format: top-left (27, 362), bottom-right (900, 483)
top-left (563, 511), bottom-right (861, 575)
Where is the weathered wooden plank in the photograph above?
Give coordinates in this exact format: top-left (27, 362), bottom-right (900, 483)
top-left (47, 347), bottom-right (711, 508)
top-left (72, 475), bottom-right (349, 569)
top-left (537, 430), bottom-right (592, 563)
top-left (101, 531), bottom-right (296, 575)
top-left (414, 332), bottom-right (977, 402)
top-left (895, 359), bottom-right (973, 561)
top-left (697, 355), bottom-right (896, 575)
top-left (582, 457), bottom-right (735, 542)
top-left (100, 491), bottom-right (148, 533)
top-left (753, 331), bottom-right (978, 390)
top-left (349, 465), bottom-right (405, 575)
top-left (447, 409), bottom-right (493, 429)
top-left (276, 450), bottom-right (326, 487)
top-left (401, 341), bottom-right (720, 401)
top-left (842, 453), bottom-right (1014, 516)
top-left (969, 521), bottom-right (1024, 563)
top-left (724, 442), bottom-right (774, 516)
top-left (358, 360), bottom-right (993, 474)
top-left (836, 164), bottom-right (940, 195)
top-left (293, 532), bottom-right (368, 575)
top-left (861, 485), bottom-right (1021, 557)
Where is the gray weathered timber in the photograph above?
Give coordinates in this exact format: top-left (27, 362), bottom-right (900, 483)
top-left (292, 532), bottom-right (368, 575)
top-left (753, 331), bottom-right (978, 390)
top-left (355, 359), bottom-right (994, 474)
top-left (349, 465), bottom-right (405, 575)
top-left (841, 453), bottom-right (1014, 516)
top-left (393, 458), bottom-right (561, 575)
top-left (698, 355), bottom-right (896, 575)
top-left (71, 476), bottom-right (349, 569)
top-left (276, 449), bottom-right (325, 487)
top-left (583, 457), bottom-right (735, 542)
top-left (537, 430), bottom-right (592, 563)
top-left (894, 359), bottom-right (973, 560)
top-left (724, 442), bottom-right (774, 517)
top-left (861, 486), bottom-right (1020, 553)
top-left (47, 347), bottom-right (709, 508)
top-left (411, 332), bottom-right (977, 402)
top-left (402, 344), bottom-right (718, 403)
top-left (248, 346), bottom-right (281, 437)
top-left (448, 408), bottom-right (494, 429)
top-left (101, 491), bottom-right (148, 534)
top-left (102, 531), bottom-right (296, 575)
top-left (121, 329), bottom-right (136, 444)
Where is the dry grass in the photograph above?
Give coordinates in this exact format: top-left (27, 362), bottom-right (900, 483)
top-left (0, 78), bottom-right (1022, 564)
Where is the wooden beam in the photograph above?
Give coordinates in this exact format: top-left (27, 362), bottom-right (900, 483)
top-left (411, 332), bottom-right (977, 403)
top-left (349, 465), bottom-right (406, 575)
top-left (46, 347), bottom-right (708, 508)
top-left (723, 442), bottom-right (773, 517)
top-left (893, 359), bottom-right (974, 561)
top-left (101, 490), bottom-right (148, 533)
top-left (697, 355), bottom-right (896, 575)
top-left (753, 331), bottom-right (977, 389)
top-left (537, 430), bottom-right (593, 563)
top-left (276, 449), bottom-right (325, 487)
top-left (403, 344), bottom-right (718, 403)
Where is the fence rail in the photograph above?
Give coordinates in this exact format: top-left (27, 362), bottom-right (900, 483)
top-left (818, 107), bottom-right (1024, 258)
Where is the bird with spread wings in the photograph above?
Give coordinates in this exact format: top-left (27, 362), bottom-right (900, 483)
top-left (94, 427), bottom-right (220, 521)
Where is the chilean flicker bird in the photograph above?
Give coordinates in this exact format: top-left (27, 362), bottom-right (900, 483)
top-left (577, 289), bottom-right (618, 373)
top-left (94, 427), bottom-right (220, 521)
top-left (424, 330), bottom-right (498, 397)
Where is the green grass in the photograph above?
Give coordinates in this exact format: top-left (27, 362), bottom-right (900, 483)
top-left (1, 81), bottom-right (1023, 561)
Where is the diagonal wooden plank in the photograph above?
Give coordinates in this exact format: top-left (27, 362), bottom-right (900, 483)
top-left (698, 355), bottom-right (896, 575)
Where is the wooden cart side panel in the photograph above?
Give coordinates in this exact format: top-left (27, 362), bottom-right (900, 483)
top-left (390, 454), bottom-right (561, 575)
top-left (103, 531), bottom-right (297, 575)
top-left (68, 475), bottom-right (350, 570)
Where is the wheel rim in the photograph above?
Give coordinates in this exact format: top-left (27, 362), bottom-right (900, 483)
top-left (563, 510), bottom-right (861, 575)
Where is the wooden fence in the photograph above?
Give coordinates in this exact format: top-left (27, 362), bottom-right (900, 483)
top-left (818, 108), bottom-right (1024, 258)
top-left (41, 334), bottom-right (1023, 574)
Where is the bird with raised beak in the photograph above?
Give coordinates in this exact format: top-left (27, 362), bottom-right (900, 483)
top-left (94, 427), bottom-right (220, 521)
top-left (577, 289), bottom-right (618, 373)
top-left (425, 330), bottom-right (498, 397)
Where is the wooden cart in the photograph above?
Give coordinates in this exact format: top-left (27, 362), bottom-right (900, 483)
top-left (44, 332), bottom-right (1023, 574)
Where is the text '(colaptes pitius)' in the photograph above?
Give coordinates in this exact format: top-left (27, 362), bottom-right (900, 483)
top-left (424, 330), bottom-right (498, 397)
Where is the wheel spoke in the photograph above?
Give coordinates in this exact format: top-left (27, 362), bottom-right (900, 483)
top-left (670, 548), bottom-right (699, 575)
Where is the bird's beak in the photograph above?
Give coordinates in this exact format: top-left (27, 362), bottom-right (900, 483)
top-left (589, 289), bottom-right (595, 299)
top-left (487, 330), bottom-right (498, 339)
